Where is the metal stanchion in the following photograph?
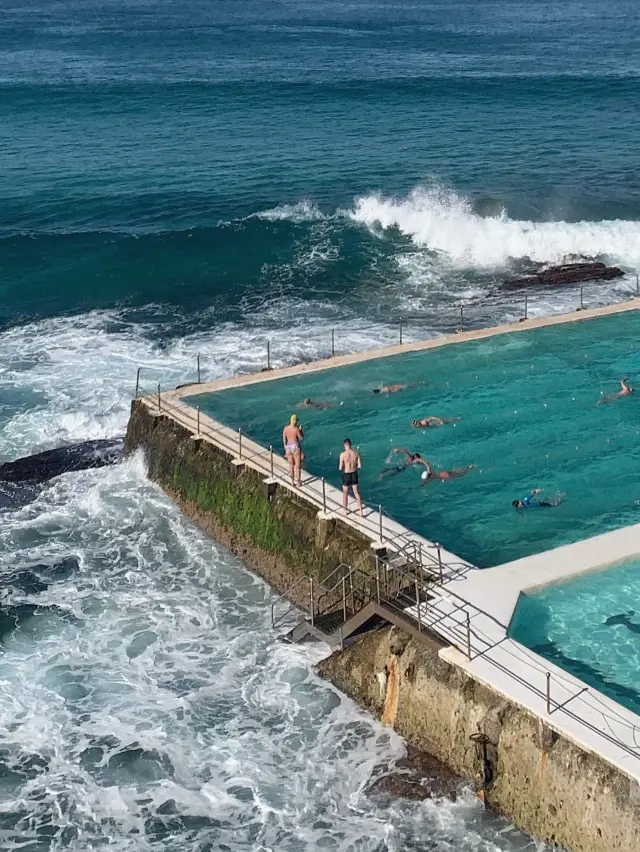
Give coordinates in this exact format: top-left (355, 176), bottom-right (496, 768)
top-left (457, 305), bottom-right (464, 332)
top-left (523, 295), bottom-right (528, 322)
top-left (270, 445), bottom-right (274, 477)
top-left (399, 317), bottom-right (403, 345)
top-left (267, 341), bottom-right (271, 371)
top-left (135, 367), bottom-right (141, 399)
top-left (415, 580), bottom-right (422, 631)
top-left (342, 577), bottom-right (347, 621)
top-left (578, 286), bottom-right (585, 311)
top-left (322, 477), bottom-right (327, 513)
top-left (310, 578), bottom-right (315, 626)
top-left (238, 428), bottom-right (243, 459)
top-left (636, 273), bottom-right (639, 298)
top-left (375, 556), bottom-right (381, 602)
top-left (466, 612), bottom-right (471, 660)
top-left (196, 406), bottom-right (200, 434)
top-left (331, 329), bottom-right (335, 357)
top-left (436, 543), bottom-right (443, 585)
top-left (157, 383), bottom-right (161, 412)
top-left (197, 353), bottom-right (201, 384)
top-left (378, 505), bottom-right (383, 542)
top-left (546, 672), bottom-right (551, 714)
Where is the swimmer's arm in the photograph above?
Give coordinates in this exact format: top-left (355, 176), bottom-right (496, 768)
top-left (282, 427), bottom-right (288, 449)
top-left (391, 447), bottom-right (410, 459)
top-left (356, 452), bottom-right (362, 469)
top-left (338, 453), bottom-right (344, 471)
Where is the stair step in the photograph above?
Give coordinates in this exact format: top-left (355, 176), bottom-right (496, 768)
top-left (312, 609), bottom-right (348, 635)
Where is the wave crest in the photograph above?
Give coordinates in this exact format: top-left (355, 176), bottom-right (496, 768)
top-left (350, 185), bottom-right (640, 268)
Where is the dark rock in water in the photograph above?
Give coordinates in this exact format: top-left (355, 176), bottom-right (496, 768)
top-left (367, 746), bottom-right (460, 801)
top-left (0, 438), bottom-right (124, 484)
top-left (502, 261), bottom-right (624, 290)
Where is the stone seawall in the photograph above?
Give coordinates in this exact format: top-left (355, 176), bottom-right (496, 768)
top-left (318, 626), bottom-right (640, 852)
top-left (126, 398), bottom-right (640, 852)
top-left (125, 400), bottom-right (377, 607)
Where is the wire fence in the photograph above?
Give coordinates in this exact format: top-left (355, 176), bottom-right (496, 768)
top-left (134, 277), bottom-right (640, 393)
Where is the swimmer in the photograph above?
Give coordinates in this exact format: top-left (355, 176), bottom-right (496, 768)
top-left (512, 489), bottom-right (565, 509)
top-left (373, 383), bottom-right (407, 395)
top-left (598, 378), bottom-right (634, 404)
top-left (282, 414), bottom-right (304, 487)
top-left (300, 397), bottom-right (332, 410)
top-left (378, 448), bottom-right (428, 478)
top-left (420, 460), bottom-right (476, 483)
top-left (411, 416), bottom-right (458, 428)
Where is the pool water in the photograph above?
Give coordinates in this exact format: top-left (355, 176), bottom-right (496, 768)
top-left (192, 310), bottom-right (640, 567)
top-left (508, 559), bottom-right (640, 717)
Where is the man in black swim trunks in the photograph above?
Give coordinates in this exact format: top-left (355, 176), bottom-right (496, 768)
top-left (339, 438), bottom-right (363, 516)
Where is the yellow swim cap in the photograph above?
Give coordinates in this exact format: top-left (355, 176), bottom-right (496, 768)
top-left (290, 414), bottom-right (298, 425)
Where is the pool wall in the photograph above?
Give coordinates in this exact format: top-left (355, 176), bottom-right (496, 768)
top-left (318, 625), bottom-right (640, 852)
top-left (126, 388), bottom-right (640, 852)
top-left (125, 400), bottom-right (379, 606)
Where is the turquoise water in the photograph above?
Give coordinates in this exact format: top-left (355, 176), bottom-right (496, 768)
top-left (194, 311), bottom-right (640, 568)
top-left (509, 559), bottom-right (640, 717)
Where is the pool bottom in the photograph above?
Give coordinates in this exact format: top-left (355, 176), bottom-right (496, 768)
top-left (509, 559), bottom-right (640, 717)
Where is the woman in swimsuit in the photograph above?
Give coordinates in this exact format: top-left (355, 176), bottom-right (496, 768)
top-left (283, 414), bottom-right (304, 487)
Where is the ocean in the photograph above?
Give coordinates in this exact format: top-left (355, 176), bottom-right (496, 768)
top-left (1, 0), bottom-right (638, 847)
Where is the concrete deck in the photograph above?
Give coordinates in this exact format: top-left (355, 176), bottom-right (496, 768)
top-left (142, 298), bottom-right (640, 785)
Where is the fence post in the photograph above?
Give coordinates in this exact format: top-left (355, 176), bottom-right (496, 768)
top-left (238, 428), bottom-right (243, 459)
top-left (157, 383), bottom-right (161, 412)
top-left (270, 445), bottom-right (274, 477)
top-left (578, 285), bottom-right (584, 311)
top-left (310, 578), bottom-right (314, 626)
top-left (267, 341), bottom-right (271, 371)
top-left (375, 555), bottom-right (381, 602)
top-left (322, 477), bottom-right (327, 513)
top-left (378, 505), bottom-right (383, 542)
top-left (546, 672), bottom-right (551, 714)
top-left (197, 353), bottom-right (201, 384)
top-left (466, 611), bottom-right (472, 660)
top-left (415, 579), bottom-right (422, 631)
top-left (399, 316), bottom-right (403, 345)
top-left (196, 406), bottom-right (200, 435)
top-left (331, 329), bottom-right (335, 357)
top-left (135, 367), bottom-right (141, 399)
top-left (342, 577), bottom-right (347, 621)
top-left (436, 543), bottom-right (443, 585)
top-left (524, 295), bottom-right (528, 321)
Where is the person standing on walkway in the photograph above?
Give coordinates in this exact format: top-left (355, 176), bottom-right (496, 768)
top-left (339, 438), bottom-right (363, 516)
top-left (283, 414), bottom-right (304, 487)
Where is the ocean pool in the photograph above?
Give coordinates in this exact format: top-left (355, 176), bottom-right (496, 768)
top-left (191, 310), bottom-right (640, 567)
top-left (508, 558), bottom-right (640, 717)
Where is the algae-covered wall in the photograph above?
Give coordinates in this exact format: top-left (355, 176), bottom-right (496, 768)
top-left (125, 400), bottom-right (376, 604)
top-left (318, 625), bottom-right (640, 852)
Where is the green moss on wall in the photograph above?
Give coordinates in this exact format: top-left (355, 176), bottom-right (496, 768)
top-left (171, 461), bottom-right (290, 552)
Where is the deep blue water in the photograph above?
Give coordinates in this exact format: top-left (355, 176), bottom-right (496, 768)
top-left (1, 1), bottom-right (639, 848)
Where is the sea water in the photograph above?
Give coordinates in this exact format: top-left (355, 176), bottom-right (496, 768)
top-left (194, 310), bottom-right (640, 568)
top-left (509, 559), bottom-right (640, 717)
top-left (3, 0), bottom-right (640, 846)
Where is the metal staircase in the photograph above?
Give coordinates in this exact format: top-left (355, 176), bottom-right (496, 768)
top-left (271, 543), bottom-right (446, 651)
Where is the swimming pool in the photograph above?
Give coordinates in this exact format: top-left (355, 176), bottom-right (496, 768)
top-left (508, 558), bottom-right (640, 717)
top-left (191, 310), bottom-right (640, 567)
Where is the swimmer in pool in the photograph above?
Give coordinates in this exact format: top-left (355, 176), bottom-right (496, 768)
top-left (420, 460), bottom-right (476, 483)
top-left (373, 383), bottom-right (407, 395)
top-left (598, 378), bottom-right (634, 404)
top-left (411, 416), bottom-right (458, 428)
top-left (378, 448), bottom-right (428, 478)
top-left (512, 489), bottom-right (565, 509)
top-left (300, 397), bottom-right (332, 410)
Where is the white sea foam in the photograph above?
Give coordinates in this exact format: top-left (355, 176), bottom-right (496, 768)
top-left (350, 185), bottom-right (640, 268)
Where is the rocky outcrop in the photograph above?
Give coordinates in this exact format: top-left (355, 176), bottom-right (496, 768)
top-left (318, 626), bottom-right (640, 852)
top-left (503, 261), bottom-right (624, 290)
top-left (0, 438), bottom-right (123, 484)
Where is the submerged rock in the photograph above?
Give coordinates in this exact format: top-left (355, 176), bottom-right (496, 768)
top-left (0, 438), bottom-right (124, 484)
top-left (367, 746), bottom-right (460, 802)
